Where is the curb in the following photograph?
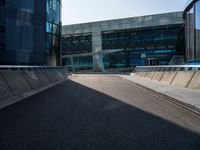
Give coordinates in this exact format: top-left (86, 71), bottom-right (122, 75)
top-left (121, 76), bottom-right (200, 116)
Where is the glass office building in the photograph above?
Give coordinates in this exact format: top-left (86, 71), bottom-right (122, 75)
top-left (184, 0), bottom-right (200, 62)
top-left (102, 25), bottom-right (184, 68)
top-left (62, 24), bottom-right (184, 70)
top-left (0, 0), bottom-right (61, 66)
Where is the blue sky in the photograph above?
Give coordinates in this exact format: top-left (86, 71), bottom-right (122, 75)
top-left (62, 0), bottom-right (185, 25)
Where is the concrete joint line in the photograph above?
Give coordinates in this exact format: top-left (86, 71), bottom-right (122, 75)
top-left (0, 72), bottom-right (15, 95)
top-left (170, 71), bottom-right (178, 85)
top-left (159, 72), bottom-right (165, 81)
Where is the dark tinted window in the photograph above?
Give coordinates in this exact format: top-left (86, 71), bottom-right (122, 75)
top-left (6, 0), bottom-right (34, 13)
top-left (6, 18), bottom-right (34, 52)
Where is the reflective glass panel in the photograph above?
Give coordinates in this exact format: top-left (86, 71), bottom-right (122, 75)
top-left (195, 1), bottom-right (200, 58)
top-left (6, 0), bottom-right (34, 13)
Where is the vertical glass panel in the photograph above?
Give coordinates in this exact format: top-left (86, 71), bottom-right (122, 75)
top-left (6, 18), bottom-right (34, 52)
top-left (195, 1), bottom-right (200, 58)
top-left (46, 0), bottom-right (61, 24)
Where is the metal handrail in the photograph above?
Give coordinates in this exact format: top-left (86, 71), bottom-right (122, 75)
top-left (133, 65), bottom-right (200, 73)
top-left (0, 65), bottom-right (69, 72)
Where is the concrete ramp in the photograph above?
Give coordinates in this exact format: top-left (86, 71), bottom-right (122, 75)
top-left (170, 71), bottom-right (195, 88)
top-left (187, 71), bottom-right (200, 90)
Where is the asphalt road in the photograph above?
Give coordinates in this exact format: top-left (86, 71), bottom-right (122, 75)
top-left (0, 74), bottom-right (200, 150)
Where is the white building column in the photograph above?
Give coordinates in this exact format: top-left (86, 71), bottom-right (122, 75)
top-left (92, 31), bottom-right (105, 72)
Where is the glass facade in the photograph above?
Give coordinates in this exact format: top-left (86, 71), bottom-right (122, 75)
top-left (184, 0), bottom-right (200, 61)
top-left (62, 56), bottom-right (93, 70)
top-left (62, 33), bottom-right (92, 55)
top-left (0, 0), bottom-right (61, 66)
top-left (46, 0), bottom-right (62, 66)
top-left (102, 25), bottom-right (184, 68)
top-left (62, 24), bottom-right (184, 70)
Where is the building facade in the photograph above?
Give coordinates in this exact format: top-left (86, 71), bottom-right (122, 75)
top-left (184, 0), bottom-right (200, 63)
top-left (0, 0), bottom-right (61, 66)
top-left (62, 12), bottom-right (184, 71)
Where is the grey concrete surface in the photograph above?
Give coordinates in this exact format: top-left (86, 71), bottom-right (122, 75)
top-left (62, 12), bottom-right (183, 35)
top-left (36, 72), bottom-right (52, 85)
top-left (160, 71), bottom-right (177, 84)
top-left (121, 74), bottom-right (200, 110)
top-left (171, 71), bottom-right (195, 88)
top-left (1, 72), bottom-right (31, 95)
top-left (0, 73), bottom-right (13, 100)
top-left (23, 72), bottom-right (42, 89)
top-left (188, 71), bottom-right (200, 90)
top-left (0, 74), bottom-right (199, 150)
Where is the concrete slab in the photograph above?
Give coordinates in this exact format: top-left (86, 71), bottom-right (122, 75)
top-left (146, 72), bottom-right (155, 79)
top-left (171, 71), bottom-right (195, 88)
top-left (160, 72), bottom-right (177, 84)
top-left (187, 71), bottom-right (200, 90)
top-left (1, 71), bottom-right (31, 95)
top-left (56, 72), bottom-right (65, 80)
top-left (46, 72), bottom-right (58, 82)
top-left (0, 72), bottom-right (13, 101)
top-left (151, 72), bottom-right (165, 81)
top-left (119, 75), bottom-right (200, 112)
top-left (36, 72), bottom-right (52, 85)
top-left (23, 72), bottom-right (42, 89)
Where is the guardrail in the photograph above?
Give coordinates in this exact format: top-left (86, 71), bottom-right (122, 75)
top-left (0, 66), bottom-right (69, 109)
top-left (0, 66), bottom-right (68, 71)
top-left (131, 65), bottom-right (200, 90)
top-left (133, 65), bottom-right (200, 73)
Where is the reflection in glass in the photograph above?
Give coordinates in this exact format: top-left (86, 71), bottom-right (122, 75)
top-left (196, 1), bottom-right (200, 58)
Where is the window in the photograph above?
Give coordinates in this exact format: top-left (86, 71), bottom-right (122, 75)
top-left (6, 0), bottom-right (34, 13)
top-left (46, 0), bottom-right (61, 24)
top-left (195, 1), bottom-right (200, 58)
top-left (6, 18), bottom-right (34, 52)
top-left (0, 0), bottom-right (5, 5)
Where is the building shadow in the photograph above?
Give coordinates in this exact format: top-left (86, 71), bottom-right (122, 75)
top-left (0, 80), bottom-right (200, 150)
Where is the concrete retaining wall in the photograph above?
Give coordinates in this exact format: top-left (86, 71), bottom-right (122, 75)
top-left (131, 70), bottom-right (200, 90)
top-left (171, 71), bottom-right (195, 88)
top-left (187, 71), bottom-right (200, 90)
top-left (0, 73), bottom-right (13, 100)
top-left (160, 72), bottom-right (177, 84)
top-left (151, 72), bottom-right (165, 81)
top-left (0, 69), bottom-right (68, 109)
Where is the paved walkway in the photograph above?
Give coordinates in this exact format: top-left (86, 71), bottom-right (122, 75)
top-left (0, 74), bottom-right (200, 150)
top-left (119, 75), bottom-right (200, 111)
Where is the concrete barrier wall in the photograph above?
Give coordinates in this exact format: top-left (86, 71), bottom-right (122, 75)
top-left (23, 72), bottom-right (42, 89)
top-left (187, 71), bottom-right (200, 90)
top-left (0, 73), bottom-right (13, 100)
top-left (131, 70), bottom-right (200, 90)
top-left (171, 71), bottom-right (195, 88)
top-left (151, 72), bottom-right (165, 81)
top-left (0, 68), bottom-right (68, 109)
top-left (1, 71), bottom-right (31, 95)
top-left (160, 72), bottom-right (177, 84)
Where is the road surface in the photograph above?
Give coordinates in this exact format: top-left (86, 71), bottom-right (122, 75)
top-left (0, 74), bottom-right (200, 150)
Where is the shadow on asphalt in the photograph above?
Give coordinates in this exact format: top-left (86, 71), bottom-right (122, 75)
top-left (0, 80), bottom-right (199, 150)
